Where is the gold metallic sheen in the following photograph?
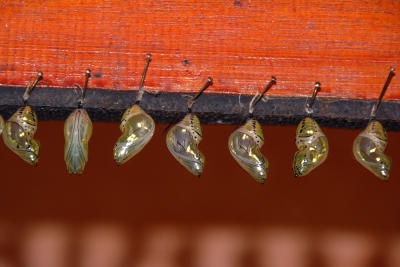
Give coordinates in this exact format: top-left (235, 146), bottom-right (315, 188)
top-left (228, 119), bottom-right (268, 184)
top-left (0, 115), bottom-right (3, 135)
top-left (2, 106), bottom-right (40, 166)
top-left (166, 113), bottom-right (204, 177)
top-left (64, 109), bottom-right (93, 174)
top-left (293, 117), bottom-right (328, 177)
top-left (353, 120), bottom-right (391, 181)
top-left (113, 105), bottom-right (155, 165)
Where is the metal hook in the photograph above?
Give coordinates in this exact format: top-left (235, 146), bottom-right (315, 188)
top-left (135, 54), bottom-right (152, 105)
top-left (249, 76), bottom-right (276, 114)
top-left (163, 77), bottom-right (213, 134)
top-left (23, 71), bottom-right (43, 104)
top-left (305, 82), bottom-right (321, 114)
top-left (77, 69), bottom-right (91, 108)
top-left (187, 77), bottom-right (213, 112)
top-left (248, 92), bottom-right (260, 115)
top-left (370, 67), bottom-right (395, 119)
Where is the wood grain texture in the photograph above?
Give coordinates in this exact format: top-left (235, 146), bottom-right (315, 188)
top-left (0, 0), bottom-right (399, 100)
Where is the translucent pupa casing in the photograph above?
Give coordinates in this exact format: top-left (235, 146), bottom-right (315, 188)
top-left (0, 115), bottom-right (4, 135)
top-left (293, 117), bottom-right (328, 177)
top-left (113, 105), bottom-right (155, 165)
top-left (2, 106), bottom-right (40, 165)
top-left (64, 109), bottom-right (93, 174)
top-left (228, 118), bottom-right (268, 184)
top-left (353, 120), bottom-right (391, 181)
top-left (166, 113), bottom-right (204, 177)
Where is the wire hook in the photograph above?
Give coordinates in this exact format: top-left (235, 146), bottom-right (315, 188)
top-left (76, 69), bottom-right (91, 108)
top-left (370, 67), bottom-right (395, 120)
top-left (305, 82), bottom-right (321, 114)
top-left (23, 71), bottom-right (43, 104)
top-left (187, 77), bottom-right (213, 112)
top-left (249, 76), bottom-right (276, 115)
top-left (135, 54), bottom-right (152, 105)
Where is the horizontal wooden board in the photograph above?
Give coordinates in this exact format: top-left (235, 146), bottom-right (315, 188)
top-left (0, 1), bottom-right (399, 100)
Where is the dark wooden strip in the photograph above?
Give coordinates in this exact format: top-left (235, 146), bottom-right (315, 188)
top-left (0, 86), bottom-right (399, 131)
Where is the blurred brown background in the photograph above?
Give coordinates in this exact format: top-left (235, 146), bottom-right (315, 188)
top-left (0, 121), bottom-right (399, 266)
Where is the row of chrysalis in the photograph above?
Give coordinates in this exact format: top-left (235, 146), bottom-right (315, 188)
top-left (0, 54), bottom-right (395, 183)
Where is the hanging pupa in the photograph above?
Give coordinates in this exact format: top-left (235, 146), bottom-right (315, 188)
top-left (64, 69), bottom-right (93, 174)
top-left (293, 82), bottom-right (329, 177)
top-left (2, 72), bottom-right (42, 165)
top-left (166, 78), bottom-right (213, 177)
top-left (114, 54), bottom-right (155, 165)
top-left (353, 67), bottom-right (395, 181)
top-left (228, 77), bottom-right (276, 184)
top-left (0, 115), bottom-right (4, 135)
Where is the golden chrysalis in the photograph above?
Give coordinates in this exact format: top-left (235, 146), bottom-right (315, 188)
top-left (228, 77), bottom-right (276, 184)
top-left (353, 67), bottom-right (395, 181)
top-left (113, 54), bottom-right (155, 165)
top-left (166, 78), bottom-right (212, 177)
top-left (2, 72), bottom-right (42, 166)
top-left (293, 82), bottom-right (328, 177)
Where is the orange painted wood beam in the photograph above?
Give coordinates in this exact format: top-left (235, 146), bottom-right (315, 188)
top-left (0, 0), bottom-right (399, 100)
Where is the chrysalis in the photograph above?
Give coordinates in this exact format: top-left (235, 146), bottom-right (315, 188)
top-left (114, 105), bottom-right (155, 165)
top-left (353, 121), bottom-right (390, 181)
top-left (167, 114), bottom-right (204, 177)
top-left (166, 78), bottom-right (212, 177)
top-left (293, 117), bottom-right (328, 177)
top-left (293, 82), bottom-right (328, 177)
top-left (2, 72), bottom-right (42, 166)
top-left (353, 67), bottom-right (395, 181)
top-left (0, 115), bottom-right (4, 135)
top-left (2, 106), bottom-right (40, 166)
top-left (64, 69), bottom-right (93, 174)
top-left (64, 109), bottom-right (93, 174)
top-left (228, 118), bottom-right (268, 183)
top-left (228, 77), bottom-right (276, 184)
top-left (114, 54), bottom-right (155, 165)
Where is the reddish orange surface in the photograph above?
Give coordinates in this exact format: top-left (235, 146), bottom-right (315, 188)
top-left (0, 1), bottom-right (399, 100)
top-left (0, 122), bottom-right (400, 230)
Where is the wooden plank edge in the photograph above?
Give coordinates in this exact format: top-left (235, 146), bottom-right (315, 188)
top-left (0, 86), bottom-right (399, 131)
